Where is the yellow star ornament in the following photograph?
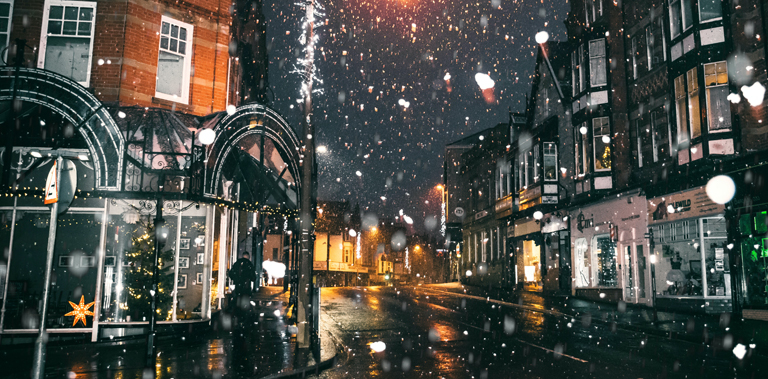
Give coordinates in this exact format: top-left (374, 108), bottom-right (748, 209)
top-left (65, 295), bottom-right (95, 327)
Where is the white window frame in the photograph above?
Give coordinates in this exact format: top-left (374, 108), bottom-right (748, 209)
top-left (155, 15), bottom-right (193, 104)
top-left (0, 0), bottom-right (13, 64)
top-left (589, 39), bottom-right (607, 87)
top-left (37, 0), bottom-right (97, 87)
top-left (575, 122), bottom-right (589, 177)
top-left (698, 0), bottom-right (723, 24)
top-left (675, 74), bottom-right (689, 144)
top-left (543, 142), bottom-right (558, 182)
top-left (572, 45), bottom-right (585, 96)
top-left (704, 61), bottom-right (731, 133)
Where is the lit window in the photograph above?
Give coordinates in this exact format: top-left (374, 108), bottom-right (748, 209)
top-left (0, 1), bottom-right (12, 64)
top-left (687, 67), bottom-right (701, 139)
top-left (156, 16), bottom-right (193, 104)
top-left (593, 117), bottom-right (611, 171)
top-left (704, 62), bottom-right (731, 132)
top-left (675, 74), bottom-right (689, 143)
top-left (589, 39), bottom-right (607, 87)
top-left (38, 0), bottom-right (96, 86)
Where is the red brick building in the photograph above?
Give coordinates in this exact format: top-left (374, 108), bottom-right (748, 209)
top-left (6, 0), bottom-right (232, 115)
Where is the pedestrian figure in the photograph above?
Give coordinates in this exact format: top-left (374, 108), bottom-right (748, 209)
top-left (228, 252), bottom-right (257, 310)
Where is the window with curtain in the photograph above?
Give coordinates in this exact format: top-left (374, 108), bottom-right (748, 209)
top-left (593, 117), bottom-right (611, 171)
top-left (589, 39), bottom-right (607, 87)
top-left (156, 16), bottom-right (193, 104)
top-left (40, 1), bottom-right (96, 86)
top-left (704, 61), bottom-right (731, 132)
top-left (687, 67), bottom-right (701, 139)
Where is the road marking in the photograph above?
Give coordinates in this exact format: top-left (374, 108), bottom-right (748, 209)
top-left (513, 338), bottom-right (589, 363)
top-left (414, 287), bottom-right (568, 318)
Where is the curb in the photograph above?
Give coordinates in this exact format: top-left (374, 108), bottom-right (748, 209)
top-left (261, 351), bottom-right (338, 379)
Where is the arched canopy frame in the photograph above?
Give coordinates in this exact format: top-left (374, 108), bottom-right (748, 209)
top-left (0, 67), bottom-right (124, 191)
top-left (203, 103), bottom-right (302, 210)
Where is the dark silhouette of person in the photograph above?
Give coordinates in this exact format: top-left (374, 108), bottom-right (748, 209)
top-left (228, 252), bottom-right (257, 309)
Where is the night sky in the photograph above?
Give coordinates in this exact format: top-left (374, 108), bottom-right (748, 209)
top-left (265, 0), bottom-right (570, 232)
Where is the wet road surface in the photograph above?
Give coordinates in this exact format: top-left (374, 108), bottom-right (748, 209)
top-left (318, 285), bottom-right (768, 378)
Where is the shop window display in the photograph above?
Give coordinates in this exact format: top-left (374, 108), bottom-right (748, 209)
top-left (592, 235), bottom-right (617, 287)
top-left (4, 211), bottom-right (101, 329)
top-left (739, 212), bottom-right (768, 308)
top-left (652, 216), bottom-right (730, 298)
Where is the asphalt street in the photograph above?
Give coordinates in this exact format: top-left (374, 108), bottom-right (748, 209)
top-left (318, 285), bottom-right (768, 379)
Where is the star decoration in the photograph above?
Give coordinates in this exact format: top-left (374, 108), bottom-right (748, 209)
top-left (65, 295), bottom-right (95, 327)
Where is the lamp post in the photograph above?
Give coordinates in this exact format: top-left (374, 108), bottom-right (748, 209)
top-left (145, 198), bottom-right (169, 368)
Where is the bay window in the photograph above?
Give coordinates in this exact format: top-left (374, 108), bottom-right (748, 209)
top-left (704, 61), bottom-right (731, 132)
top-left (593, 117), bottom-right (611, 171)
top-left (589, 39), bottom-right (607, 87)
top-left (156, 16), bottom-right (193, 104)
top-left (38, 0), bottom-right (96, 86)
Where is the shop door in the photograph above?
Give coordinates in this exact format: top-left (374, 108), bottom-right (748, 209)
top-left (623, 245), bottom-right (635, 302)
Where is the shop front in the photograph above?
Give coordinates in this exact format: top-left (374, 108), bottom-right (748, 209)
top-left (728, 163), bottom-right (768, 321)
top-left (0, 69), bottom-right (303, 343)
top-left (540, 212), bottom-right (570, 294)
top-left (570, 190), bottom-right (649, 303)
top-left (647, 186), bottom-right (731, 313)
top-left (511, 218), bottom-right (543, 291)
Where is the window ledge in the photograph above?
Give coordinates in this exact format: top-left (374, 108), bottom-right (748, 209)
top-left (152, 96), bottom-right (193, 112)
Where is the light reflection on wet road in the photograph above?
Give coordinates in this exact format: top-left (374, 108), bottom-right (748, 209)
top-left (317, 285), bottom-right (768, 378)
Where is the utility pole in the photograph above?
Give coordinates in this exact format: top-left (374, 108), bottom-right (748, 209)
top-left (297, 0), bottom-right (317, 349)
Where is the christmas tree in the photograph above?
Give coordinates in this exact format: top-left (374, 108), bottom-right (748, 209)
top-left (122, 221), bottom-right (175, 321)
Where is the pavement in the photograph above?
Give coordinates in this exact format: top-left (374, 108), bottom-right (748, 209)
top-left (420, 282), bottom-right (768, 356)
top-left (0, 286), bottom-right (338, 379)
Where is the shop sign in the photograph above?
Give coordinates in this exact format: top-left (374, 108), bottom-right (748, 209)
top-left (519, 185), bottom-right (541, 204)
top-left (454, 207), bottom-right (465, 217)
top-left (542, 195), bottom-right (558, 204)
top-left (313, 261), bottom-right (327, 270)
top-left (474, 210), bottom-right (489, 220)
top-left (576, 212), bottom-right (594, 233)
top-left (647, 186), bottom-right (724, 224)
top-left (495, 195), bottom-right (514, 214)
